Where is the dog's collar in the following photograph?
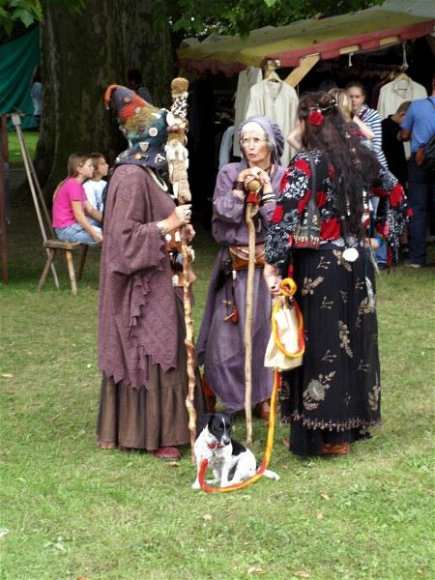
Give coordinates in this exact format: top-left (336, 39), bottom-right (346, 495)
top-left (207, 441), bottom-right (226, 450)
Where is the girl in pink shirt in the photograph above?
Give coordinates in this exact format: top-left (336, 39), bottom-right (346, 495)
top-left (53, 153), bottom-right (103, 246)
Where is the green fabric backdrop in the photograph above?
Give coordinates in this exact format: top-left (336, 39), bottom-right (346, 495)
top-left (0, 26), bottom-right (40, 130)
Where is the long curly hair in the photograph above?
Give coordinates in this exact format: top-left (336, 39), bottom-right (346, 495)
top-left (298, 91), bottom-right (380, 239)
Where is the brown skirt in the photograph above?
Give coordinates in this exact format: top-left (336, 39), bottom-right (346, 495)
top-left (97, 297), bottom-right (206, 451)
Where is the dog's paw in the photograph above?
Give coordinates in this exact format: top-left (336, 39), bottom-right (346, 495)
top-left (206, 478), bottom-right (219, 485)
top-left (191, 481), bottom-right (201, 490)
top-left (264, 469), bottom-right (280, 481)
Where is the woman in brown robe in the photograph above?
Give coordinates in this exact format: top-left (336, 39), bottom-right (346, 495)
top-left (97, 85), bottom-right (205, 460)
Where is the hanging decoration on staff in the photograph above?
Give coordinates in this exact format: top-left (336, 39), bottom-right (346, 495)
top-left (165, 77), bottom-right (198, 463)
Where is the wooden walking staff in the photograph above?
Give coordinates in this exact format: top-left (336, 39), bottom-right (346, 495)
top-left (244, 177), bottom-right (262, 445)
top-left (166, 77), bottom-right (197, 462)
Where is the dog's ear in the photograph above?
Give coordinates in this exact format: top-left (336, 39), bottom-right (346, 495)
top-left (199, 413), bottom-right (212, 431)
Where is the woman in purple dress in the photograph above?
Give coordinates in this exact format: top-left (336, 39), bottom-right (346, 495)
top-left (197, 116), bottom-right (285, 419)
top-left (97, 85), bottom-right (206, 461)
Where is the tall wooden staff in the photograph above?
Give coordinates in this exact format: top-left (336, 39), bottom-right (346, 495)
top-left (244, 179), bottom-right (262, 445)
top-left (166, 77), bottom-right (197, 463)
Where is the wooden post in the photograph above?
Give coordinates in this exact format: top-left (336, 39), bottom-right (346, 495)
top-left (284, 53), bottom-right (320, 88)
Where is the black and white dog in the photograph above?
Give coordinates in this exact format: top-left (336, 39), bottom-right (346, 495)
top-left (192, 413), bottom-right (280, 490)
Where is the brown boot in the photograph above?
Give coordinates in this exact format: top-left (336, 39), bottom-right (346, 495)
top-left (321, 442), bottom-right (350, 456)
top-left (254, 400), bottom-right (271, 421)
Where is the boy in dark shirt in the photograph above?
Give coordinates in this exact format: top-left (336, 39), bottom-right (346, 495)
top-left (382, 101), bottom-right (410, 189)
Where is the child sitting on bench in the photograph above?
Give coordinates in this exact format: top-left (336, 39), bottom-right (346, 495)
top-left (53, 153), bottom-right (103, 246)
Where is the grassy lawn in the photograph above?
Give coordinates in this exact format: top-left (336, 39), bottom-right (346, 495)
top-left (5, 131), bottom-right (39, 165)
top-left (1, 185), bottom-right (434, 578)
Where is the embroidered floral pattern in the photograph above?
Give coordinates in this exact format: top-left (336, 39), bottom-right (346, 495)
top-left (322, 349), bottom-right (337, 363)
top-left (339, 290), bottom-right (348, 303)
top-left (265, 150), bottom-right (408, 268)
top-left (368, 383), bottom-right (381, 411)
top-left (338, 321), bottom-right (353, 357)
top-left (301, 276), bottom-right (324, 295)
top-left (321, 296), bottom-right (333, 310)
top-left (358, 359), bottom-right (371, 372)
top-left (333, 250), bottom-right (352, 271)
top-left (303, 371), bottom-right (335, 410)
top-left (317, 256), bottom-right (331, 270)
top-left (359, 297), bottom-right (375, 315)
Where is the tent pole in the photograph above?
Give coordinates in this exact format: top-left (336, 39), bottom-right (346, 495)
top-left (10, 114), bottom-right (60, 288)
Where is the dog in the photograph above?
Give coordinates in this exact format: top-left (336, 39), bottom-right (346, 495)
top-left (192, 412), bottom-right (280, 490)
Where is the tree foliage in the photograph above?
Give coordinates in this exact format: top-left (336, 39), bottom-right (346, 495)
top-left (157, 0), bottom-right (384, 37)
top-left (2, 0), bottom-right (385, 39)
top-left (0, 0), bottom-right (85, 37)
top-left (4, 0), bottom-right (386, 193)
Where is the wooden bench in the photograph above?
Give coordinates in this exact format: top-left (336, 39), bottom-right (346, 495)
top-left (37, 239), bottom-right (89, 295)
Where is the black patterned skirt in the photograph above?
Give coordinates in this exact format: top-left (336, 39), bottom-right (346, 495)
top-left (281, 245), bottom-right (381, 456)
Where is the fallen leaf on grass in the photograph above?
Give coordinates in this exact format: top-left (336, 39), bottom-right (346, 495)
top-left (0, 373), bottom-right (14, 379)
top-left (317, 512), bottom-right (324, 520)
top-left (202, 514), bottom-right (213, 521)
top-left (166, 461), bottom-right (179, 468)
top-left (293, 572), bottom-right (310, 578)
top-left (319, 491), bottom-right (330, 501)
top-left (248, 565), bottom-right (265, 575)
top-left (0, 528), bottom-right (10, 539)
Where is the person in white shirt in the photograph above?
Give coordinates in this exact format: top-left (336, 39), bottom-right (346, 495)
top-left (83, 153), bottom-right (109, 227)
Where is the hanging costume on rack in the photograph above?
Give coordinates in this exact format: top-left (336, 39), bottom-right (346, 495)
top-left (244, 65), bottom-right (299, 166)
top-left (219, 125), bottom-right (235, 169)
top-left (377, 72), bottom-right (427, 120)
top-left (233, 67), bottom-right (263, 157)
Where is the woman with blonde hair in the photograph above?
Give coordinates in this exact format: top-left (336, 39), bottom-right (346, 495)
top-left (329, 87), bottom-right (375, 144)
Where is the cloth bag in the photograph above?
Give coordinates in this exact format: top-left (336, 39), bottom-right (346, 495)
top-left (264, 293), bottom-right (305, 371)
top-left (293, 152), bottom-right (321, 250)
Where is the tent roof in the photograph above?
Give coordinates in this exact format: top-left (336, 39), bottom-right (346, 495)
top-left (177, 4), bottom-right (435, 75)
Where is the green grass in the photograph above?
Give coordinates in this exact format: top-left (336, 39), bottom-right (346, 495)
top-left (6, 130), bottom-right (39, 164)
top-left (1, 203), bottom-right (434, 579)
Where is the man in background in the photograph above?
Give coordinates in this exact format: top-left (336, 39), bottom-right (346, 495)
top-left (399, 75), bottom-right (435, 268)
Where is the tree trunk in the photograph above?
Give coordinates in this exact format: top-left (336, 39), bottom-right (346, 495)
top-left (35, 0), bottom-right (173, 196)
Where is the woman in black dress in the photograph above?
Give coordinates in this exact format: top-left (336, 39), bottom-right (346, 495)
top-left (264, 91), bottom-right (408, 457)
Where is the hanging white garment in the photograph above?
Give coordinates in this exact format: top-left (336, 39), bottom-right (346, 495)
top-left (245, 79), bottom-right (299, 166)
top-left (218, 125), bottom-right (235, 169)
top-left (233, 67), bottom-right (263, 157)
top-left (377, 75), bottom-right (427, 119)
